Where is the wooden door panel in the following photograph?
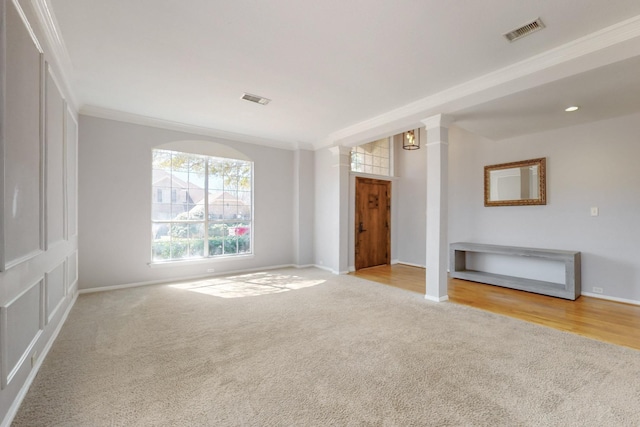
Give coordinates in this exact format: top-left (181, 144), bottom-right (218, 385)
top-left (355, 178), bottom-right (390, 270)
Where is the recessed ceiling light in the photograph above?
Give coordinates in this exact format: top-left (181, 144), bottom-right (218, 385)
top-left (565, 106), bottom-right (579, 112)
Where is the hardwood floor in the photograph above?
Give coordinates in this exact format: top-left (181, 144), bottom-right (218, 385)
top-left (353, 264), bottom-right (640, 351)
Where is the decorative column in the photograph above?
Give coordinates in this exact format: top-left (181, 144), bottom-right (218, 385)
top-left (421, 114), bottom-right (454, 302)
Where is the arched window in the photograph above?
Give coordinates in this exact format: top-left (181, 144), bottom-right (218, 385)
top-left (151, 143), bottom-right (253, 262)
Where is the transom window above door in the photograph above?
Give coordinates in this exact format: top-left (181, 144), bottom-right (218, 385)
top-left (350, 138), bottom-right (391, 176)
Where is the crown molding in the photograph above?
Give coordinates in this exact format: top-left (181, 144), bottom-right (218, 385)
top-left (30, 0), bottom-right (80, 112)
top-left (294, 141), bottom-right (315, 151)
top-left (11, 0), bottom-right (43, 52)
top-left (80, 105), bottom-right (297, 151)
top-left (318, 13), bottom-right (640, 149)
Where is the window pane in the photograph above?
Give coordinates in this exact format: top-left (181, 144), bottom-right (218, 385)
top-left (188, 223), bottom-right (205, 257)
top-left (151, 222), bottom-right (172, 261)
top-left (152, 240), bottom-right (171, 261)
top-left (168, 222), bottom-right (204, 259)
top-left (225, 234), bottom-right (239, 255)
top-left (223, 191), bottom-right (240, 219)
top-left (207, 221), bottom-right (251, 256)
top-left (237, 191), bottom-right (251, 220)
top-left (170, 240), bottom-right (188, 260)
top-left (187, 203), bottom-right (203, 220)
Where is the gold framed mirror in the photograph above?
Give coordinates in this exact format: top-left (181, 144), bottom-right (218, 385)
top-left (484, 158), bottom-right (546, 207)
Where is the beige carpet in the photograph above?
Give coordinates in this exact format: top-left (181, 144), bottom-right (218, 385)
top-left (13, 268), bottom-right (640, 426)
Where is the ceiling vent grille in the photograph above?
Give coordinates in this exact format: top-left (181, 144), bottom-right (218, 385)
top-left (241, 93), bottom-right (271, 105)
top-left (504, 18), bottom-right (545, 42)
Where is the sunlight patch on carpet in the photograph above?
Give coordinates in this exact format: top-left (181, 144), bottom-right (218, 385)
top-left (169, 272), bottom-right (325, 298)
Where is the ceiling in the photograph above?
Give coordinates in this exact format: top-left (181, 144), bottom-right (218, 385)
top-left (44, 0), bottom-right (640, 149)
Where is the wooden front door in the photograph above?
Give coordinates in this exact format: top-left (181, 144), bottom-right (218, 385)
top-left (355, 177), bottom-right (391, 270)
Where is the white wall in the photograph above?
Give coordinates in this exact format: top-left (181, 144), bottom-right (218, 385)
top-left (293, 149), bottom-right (315, 266)
top-left (449, 114), bottom-right (640, 303)
top-left (0, 0), bottom-right (79, 424)
top-left (394, 130), bottom-right (427, 267)
top-left (78, 116), bottom-right (297, 290)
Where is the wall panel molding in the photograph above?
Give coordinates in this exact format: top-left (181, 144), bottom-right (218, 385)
top-left (0, 278), bottom-right (44, 389)
top-left (3, 0), bottom-right (45, 270)
top-left (64, 106), bottom-right (78, 239)
top-left (45, 261), bottom-right (66, 325)
top-left (67, 251), bottom-right (77, 294)
top-left (45, 61), bottom-right (66, 249)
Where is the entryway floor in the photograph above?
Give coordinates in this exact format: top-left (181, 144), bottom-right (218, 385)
top-left (353, 264), bottom-right (640, 351)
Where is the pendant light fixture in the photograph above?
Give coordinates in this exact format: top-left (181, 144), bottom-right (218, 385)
top-left (402, 129), bottom-right (420, 150)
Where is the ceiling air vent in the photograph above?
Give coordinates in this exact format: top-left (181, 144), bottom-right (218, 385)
top-left (503, 18), bottom-right (545, 42)
top-left (241, 93), bottom-right (271, 105)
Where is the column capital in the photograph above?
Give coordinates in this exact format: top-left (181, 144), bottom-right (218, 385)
top-left (328, 145), bottom-right (351, 157)
top-left (421, 114), bottom-right (454, 130)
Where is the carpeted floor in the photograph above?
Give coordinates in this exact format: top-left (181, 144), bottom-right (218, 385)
top-left (12, 268), bottom-right (640, 426)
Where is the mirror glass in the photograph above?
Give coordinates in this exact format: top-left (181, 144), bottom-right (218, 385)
top-left (484, 158), bottom-right (546, 206)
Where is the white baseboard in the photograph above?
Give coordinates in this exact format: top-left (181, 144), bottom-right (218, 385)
top-left (80, 264), bottom-right (320, 294)
top-left (397, 261), bottom-right (425, 268)
top-left (425, 294), bottom-right (449, 303)
top-left (79, 274), bottom-right (213, 294)
top-left (294, 264), bottom-right (315, 269)
top-left (1, 291), bottom-right (78, 427)
top-left (79, 264), bottom-right (306, 294)
top-left (390, 259), bottom-right (399, 265)
top-left (313, 264), bottom-right (341, 274)
top-left (581, 292), bottom-right (640, 306)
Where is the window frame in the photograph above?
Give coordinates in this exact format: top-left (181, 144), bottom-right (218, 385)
top-left (151, 149), bottom-right (254, 264)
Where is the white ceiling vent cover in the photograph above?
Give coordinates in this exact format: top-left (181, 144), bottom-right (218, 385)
top-left (504, 18), bottom-right (545, 42)
top-left (241, 93), bottom-right (271, 105)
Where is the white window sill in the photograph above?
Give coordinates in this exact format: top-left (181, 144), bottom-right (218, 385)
top-left (148, 253), bottom-right (255, 268)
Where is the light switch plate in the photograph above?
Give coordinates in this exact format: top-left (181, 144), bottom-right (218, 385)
top-left (590, 207), bottom-right (599, 216)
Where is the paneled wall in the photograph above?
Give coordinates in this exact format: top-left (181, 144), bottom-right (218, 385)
top-left (0, 0), bottom-right (78, 424)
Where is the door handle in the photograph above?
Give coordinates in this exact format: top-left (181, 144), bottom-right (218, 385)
top-left (359, 222), bottom-right (367, 233)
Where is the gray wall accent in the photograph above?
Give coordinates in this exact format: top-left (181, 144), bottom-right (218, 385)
top-left (292, 150), bottom-right (315, 266)
top-left (449, 114), bottom-right (640, 303)
top-left (78, 116), bottom-right (295, 290)
top-left (0, 0), bottom-right (79, 424)
top-left (313, 147), bottom-right (339, 272)
top-left (394, 130), bottom-right (427, 267)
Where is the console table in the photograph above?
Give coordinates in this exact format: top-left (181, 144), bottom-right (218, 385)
top-left (449, 242), bottom-right (581, 300)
